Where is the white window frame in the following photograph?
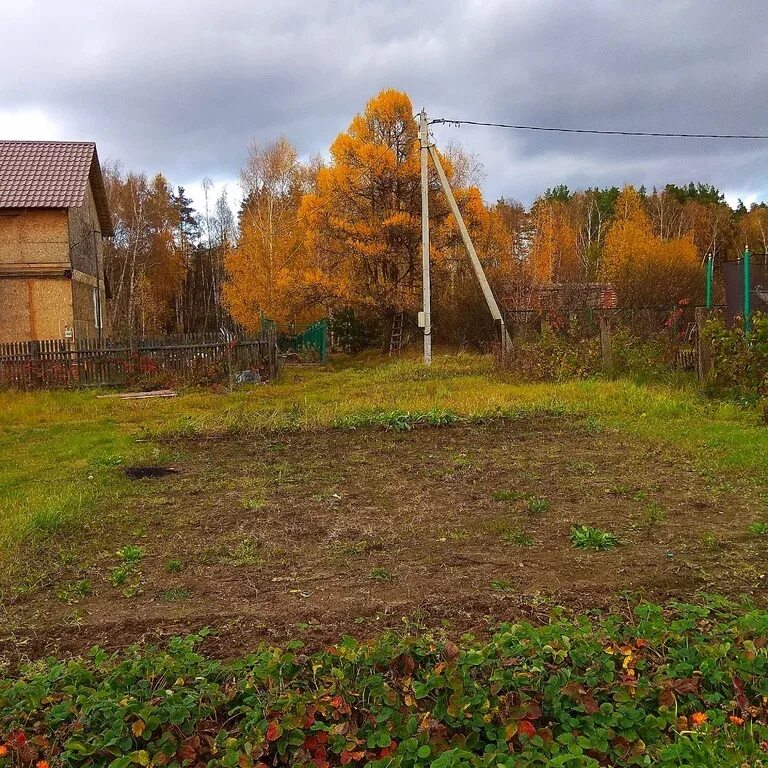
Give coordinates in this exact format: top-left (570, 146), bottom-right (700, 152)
top-left (93, 285), bottom-right (103, 329)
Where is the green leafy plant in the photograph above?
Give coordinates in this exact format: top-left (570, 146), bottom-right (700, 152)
top-left (702, 314), bottom-right (768, 402)
top-left (117, 545), bottom-right (144, 565)
top-left (749, 521), bottom-right (768, 536)
top-left (332, 539), bottom-right (370, 558)
top-left (369, 567), bottom-right (393, 582)
top-left (110, 566), bottom-right (130, 587)
top-left (2, 601), bottom-right (768, 767)
top-left (526, 496), bottom-right (551, 514)
top-left (570, 524), bottom-right (620, 550)
top-left (334, 408), bottom-right (459, 431)
top-left (203, 538), bottom-right (264, 567)
top-left (228, 538), bottom-right (263, 566)
top-left (164, 559), bottom-right (183, 573)
top-left (55, 579), bottom-right (90, 604)
top-left (643, 500), bottom-right (666, 526)
top-left (490, 578), bottom-right (512, 592)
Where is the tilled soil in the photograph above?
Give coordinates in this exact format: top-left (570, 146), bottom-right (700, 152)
top-left (5, 416), bottom-right (766, 663)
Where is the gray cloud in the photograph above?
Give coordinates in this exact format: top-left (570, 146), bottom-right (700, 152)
top-left (2, 0), bottom-right (768, 207)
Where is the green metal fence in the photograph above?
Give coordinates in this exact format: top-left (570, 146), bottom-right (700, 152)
top-left (261, 317), bottom-right (329, 363)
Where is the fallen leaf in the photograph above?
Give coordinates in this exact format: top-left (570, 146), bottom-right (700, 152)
top-left (443, 641), bottom-right (459, 662)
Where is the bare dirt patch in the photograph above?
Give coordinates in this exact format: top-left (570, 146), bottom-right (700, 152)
top-left (6, 416), bottom-right (767, 662)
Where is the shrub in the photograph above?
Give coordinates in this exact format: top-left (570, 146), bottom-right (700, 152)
top-left (330, 309), bottom-right (382, 354)
top-left (503, 325), bottom-right (602, 381)
top-left (501, 320), bottom-right (673, 383)
top-left (703, 313), bottom-right (768, 403)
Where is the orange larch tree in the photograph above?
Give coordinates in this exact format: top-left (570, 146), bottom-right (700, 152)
top-left (528, 198), bottom-right (580, 284)
top-left (601, 186), bottom-right (700, 305)
top-left (298, 89), bottom-right (483, 326)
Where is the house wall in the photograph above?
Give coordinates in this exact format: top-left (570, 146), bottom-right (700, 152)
top-left (0, 181), bottom-right (110, 343)
top-left (0, 209), bottom-right (69, 265)
top-left (71, 275), bottom-right (100, 339)
top-left (0, 209), bottom-right (75, 343)
top-left (0, 277), bottom-right (73, 341)
top-left (68, 182), bottom-right (107, 340)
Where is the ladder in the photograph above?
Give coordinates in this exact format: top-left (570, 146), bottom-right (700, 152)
top-left (389, 311), bottom-right (404, 356)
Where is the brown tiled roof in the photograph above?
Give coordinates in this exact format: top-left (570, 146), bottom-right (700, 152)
top-left (0, 141), bottom-right (114, 236)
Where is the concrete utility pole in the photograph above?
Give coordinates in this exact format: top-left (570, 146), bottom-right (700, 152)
top-left (419, 109), bottom-right (432, 366)
top-left (427, 144), bottom-right (511, 350)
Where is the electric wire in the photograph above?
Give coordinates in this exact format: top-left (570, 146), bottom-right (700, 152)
top-left (429, 118), bottom-right (768, 140)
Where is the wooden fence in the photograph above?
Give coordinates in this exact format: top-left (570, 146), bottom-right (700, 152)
top-left (0, 332), bottom-right (278, 389)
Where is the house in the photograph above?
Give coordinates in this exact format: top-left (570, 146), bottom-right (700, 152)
top-left (0, 141), bottom-right (114, 343)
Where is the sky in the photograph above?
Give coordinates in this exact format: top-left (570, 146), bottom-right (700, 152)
top-left (3, 0), bottom-right (768, 214)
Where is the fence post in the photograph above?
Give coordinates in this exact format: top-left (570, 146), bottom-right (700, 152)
top-left (598, 310), bottom-right (613, 375)
top-left (227, 340), bottom-right (235, 389)
top-left (695, 306), bottom-right (712, 383)
top-left (269, 326), bottom-right (278, 380)
top-left (30, 340), bottom-right (41, 388)
top-left (743, 247), bottom-right (752, 333)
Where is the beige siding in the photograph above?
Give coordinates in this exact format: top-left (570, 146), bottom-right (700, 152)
top-left (0, 209), bottom-right (69, 265)
top-left (0, 277), bottom-right (73, 342)
top-left (69, 182), bottom-right (108, 338)
top-left (68, 183), bottom-right (101, 276)
top-left (71, 276), bottom-right (101, 340)
top-left (0, 209), bottom-right (74, 342)
top-left (0, 183), bottom-right (109, 342)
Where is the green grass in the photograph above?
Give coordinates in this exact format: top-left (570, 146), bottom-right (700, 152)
top-left (2, 353), bottom-right (767, 576)
top-left (492, 489), bottom-right (529, 502)
top-left (369, 567), bottom-right (393, 582)
top-left (500, 528), bottom-right (534, 546)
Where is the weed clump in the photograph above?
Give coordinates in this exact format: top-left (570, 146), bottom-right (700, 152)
top-left (570, 525), bottom-right (619, 550)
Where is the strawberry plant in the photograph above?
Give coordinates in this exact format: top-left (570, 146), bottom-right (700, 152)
top-left (1, 600), bottom-right (768, 767)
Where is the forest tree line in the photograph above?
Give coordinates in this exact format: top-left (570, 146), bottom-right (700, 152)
top-left (102, 88), bottom-right (768, 344)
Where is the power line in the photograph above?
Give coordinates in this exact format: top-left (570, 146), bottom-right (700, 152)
top-left (429, 118), bottom-right (768, 140)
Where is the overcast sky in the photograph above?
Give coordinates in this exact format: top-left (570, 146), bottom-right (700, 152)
top-left (3, 0), bottom-right (768, 213)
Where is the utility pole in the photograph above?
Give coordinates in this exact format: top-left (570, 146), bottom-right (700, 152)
top-left (419, 109), bottom-right (432, 365)
top-left (427, 144), bottom-right (511, 351)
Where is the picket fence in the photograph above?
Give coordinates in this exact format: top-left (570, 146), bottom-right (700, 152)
top-left (0, 332), bottom-right (278, 389)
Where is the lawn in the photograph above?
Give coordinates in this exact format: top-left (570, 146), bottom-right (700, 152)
top-left (2, 354), bottom-right (768, 649)
top-left (1, 354), bottom-right (766, 560)
top-left (2, 353), bottom-right (768, 766)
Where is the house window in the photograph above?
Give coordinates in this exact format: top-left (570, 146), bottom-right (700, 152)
top-left (93, 286), bottom-right (103, 329)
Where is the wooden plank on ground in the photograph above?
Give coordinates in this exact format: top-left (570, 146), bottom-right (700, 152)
top-left (96, 389), bottom-right (178, 400)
